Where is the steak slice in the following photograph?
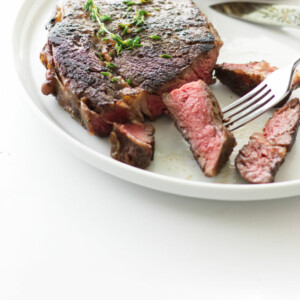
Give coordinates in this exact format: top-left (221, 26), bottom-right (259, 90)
top-left (163, 80), bottom-right (236, 177)
top-left (263, 98), bottom-right (300, 151)
top-left (214, 61), bottom-right (300, 96)
top-left (109, 122), bottom-right (155, 169)
top-left (236, 98), bottom-right (300, 184)
top-left (235, 133), bottom-right (287, 184)
top-left (41, 0), bottom-right (223, 138)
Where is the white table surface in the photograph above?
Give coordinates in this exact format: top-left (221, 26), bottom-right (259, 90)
top-left (2, 0), bottom-right (300, 299)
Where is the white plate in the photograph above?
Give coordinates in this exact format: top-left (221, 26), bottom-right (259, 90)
top-left (13, 0), bottom-right (300, 200)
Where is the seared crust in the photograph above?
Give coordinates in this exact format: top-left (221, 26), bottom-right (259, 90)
top-left (214, 61), bottom-right (277, 96)
top-left (215, 61), bottom-right (300, 97)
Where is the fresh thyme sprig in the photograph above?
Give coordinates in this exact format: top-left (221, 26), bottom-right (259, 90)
top-left (84, 0), bottom-right (143, 54)
top-left (132, 10), bottom-right (149, 26)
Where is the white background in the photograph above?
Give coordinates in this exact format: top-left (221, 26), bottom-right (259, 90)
top-left (2, 0), bottom-right (300, 299)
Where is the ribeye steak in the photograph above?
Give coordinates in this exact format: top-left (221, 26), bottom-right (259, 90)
top-left (41, 0), bottom-right (223, 139)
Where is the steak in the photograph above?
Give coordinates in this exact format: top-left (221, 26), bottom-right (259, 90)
top-left (163, 80), bottom-right (236, 177)
top-left (235, 133), bottom-right (287, 184)
top-left (110, 122), bottom-right (155, 168)
top-left (41, 0), bottom-right (223, 139)
top-left (236, 98), bottom-right (300, 184)
top-left (214, 61), bottom-right (300, 96)
top-left (263, 98), bottom-right (300, 151)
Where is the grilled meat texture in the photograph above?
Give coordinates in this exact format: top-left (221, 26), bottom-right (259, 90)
top-left (41, 0), bottom-right (223, 139)
top-left (110, 122), bottom-right (155, 169)
top-left (163, 80), bottom-right (236, 177)
top-left (263, 98), bottom-right (300, 151)
top-left (236, 98), bottom-right (300, 184)
top-left (214, 61), bottom-right (300, 96)
top-left (235, 133), bottom-right (286, 184)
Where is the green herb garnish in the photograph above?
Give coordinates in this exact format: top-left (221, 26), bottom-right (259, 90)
top-left (105, 62), bottom-right (118, 69)
top-left (123, 0), bottom-right (135, 6)
top-left (99, 15), bottom-right (112, 21)
top-left (100, 71), bottom-right (111, 76)
top-left (119, 23), bottom-right (131, 35)
top-left (149, 35), bottom-right (161, 40)
top-left (133, 10), bottom-right (149, 27)
top-left (111, 77), bottom-right (119, 83)
top-left (84, 1), bottom-right (112, 23)
top-left (84, 0), bottom-right (145, 55)
top-left (125, 78), bottom-right (131, 84)
top-left (160, 54), bottom-right (172, 58)
top-left (135, 27), bottom-right (144, 33)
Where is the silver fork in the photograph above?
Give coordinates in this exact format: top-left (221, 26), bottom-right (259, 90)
top-left (222, 56), bottom-right (300, 131)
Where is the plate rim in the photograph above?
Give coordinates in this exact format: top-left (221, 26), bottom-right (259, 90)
top-left (12, 0), bottom-right (300, 201)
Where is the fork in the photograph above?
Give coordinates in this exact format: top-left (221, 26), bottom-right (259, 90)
top-left (222, 56), bottom-right (300, 131)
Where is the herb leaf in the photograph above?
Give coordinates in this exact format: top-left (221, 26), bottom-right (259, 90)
top-left (84, 0), bottom-right (145, 55)
top-left (99, 15), bottom-right (112, 22)
top-left (123, 0), bottom-right (135, 6)
top-left (160, 54), bottom-right (172, 59)
top-left (100, 71), bottom-right (111, 77)
top-left (133, 10), bottom-right (149, 27)
top-left (149, 35), bottom-right (161, 40)
top-left (135, 27), bottom-right (144, 33)
top-left (105, 62), bottom-right (118, 69)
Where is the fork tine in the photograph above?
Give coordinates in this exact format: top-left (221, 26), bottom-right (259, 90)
top-left (226, 95), bottom-right (280, 131)
top-left (225, 93), bottom-right (274, 126)
top-left (223, 87), bottom-right (271, 120)
top-left (222, 82), bottom-right (267, 114)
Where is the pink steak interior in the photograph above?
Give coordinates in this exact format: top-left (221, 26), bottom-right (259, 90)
top-left (168, 81), bottom-right (226, 175)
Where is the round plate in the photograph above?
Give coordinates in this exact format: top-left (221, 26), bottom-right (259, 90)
top-left (13, 0), bottom-right (300, 200)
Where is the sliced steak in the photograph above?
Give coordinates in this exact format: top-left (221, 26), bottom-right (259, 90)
top-left (214, 61), bottom-right (300, 96)
top-left (109, 122), bottom-right (155, 169)
top-left (41, 0), bottom-right (223, 138)
top-left (163, 80), bottom-right (236, 177)
top-left (236, 98), bottom-right (300, 184)
top-left (263, 98), bottom-right (300, 151)
top-left (235, 133), bottom-right (286, 184)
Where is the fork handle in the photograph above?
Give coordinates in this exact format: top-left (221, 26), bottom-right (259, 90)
top-left (292, 56), bottom-right (300, 69)
top-left (288, 56), bottom-right (300, 90)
